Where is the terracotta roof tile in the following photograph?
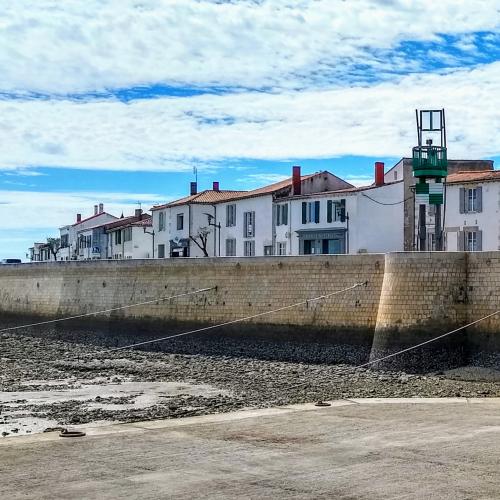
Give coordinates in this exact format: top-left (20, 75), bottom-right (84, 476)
top-left (446, 170), bottom-right (500, 184)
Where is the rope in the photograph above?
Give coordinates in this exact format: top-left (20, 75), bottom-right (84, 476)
top-left (101, 282), bottom-right (366, 353)
top-left (361, 193), bottom-right (414, 206)
top-left (358, 308), bottom-right (500, 368)
top-left (0, 287), bottom-right (216, 333)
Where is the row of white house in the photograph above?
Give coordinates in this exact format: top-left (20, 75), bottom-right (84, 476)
top-left (29, 158), bottom-right (499, 262)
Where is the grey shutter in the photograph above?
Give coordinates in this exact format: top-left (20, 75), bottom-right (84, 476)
top-left (477, 230), bottom-right (482, 251)
top-left (459, 188), bottom-right (465, 214)
top-left (251, 211), bottom-right (255, 236)
top-left (476, 187), bottom-right (483, 212)
top-left (283, 204), bottom-right (288, 225)
top-left (302, 202), bottom-right (307, 224)
top-left (327, 201), bottom-right (332, 223)
top-left (226, 205), bottom-right (230, 227)
top-left (457, 231), bottom-right (465, 251)
top-left (243, 212), bottom-right (248, 237)
top-left (314, 201), bottom-right (320, 223)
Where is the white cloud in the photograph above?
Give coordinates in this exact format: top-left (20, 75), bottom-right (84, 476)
top-left (0, 62), bottom-right (498, 172)
top-left (0, 190), bottom-right (167, 230)
top-left (237, 173), bottom-right (289, 185)
top-left (1, 1), bottom-right (499, 93)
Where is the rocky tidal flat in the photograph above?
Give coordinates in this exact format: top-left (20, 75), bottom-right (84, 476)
top-left (1, 332), bottom-right (500, 437)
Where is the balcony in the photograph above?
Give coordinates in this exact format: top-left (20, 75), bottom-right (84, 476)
top-left (412, 146), bottom-right (447, 178)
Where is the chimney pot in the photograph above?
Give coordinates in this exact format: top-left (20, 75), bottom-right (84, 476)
top-left (213, 181), bottom-right (220, 192)
top-left (292, 166), bottom-right (301, 196)
top-left (375, 162), bottom-right (385, 186)
top-left (94, 205), bottom-right (98, 215)
top-left (190, 182), bottom-right (197, 195)
top-left (135, 208), bottom-right (142, 218)
top-left (99, 203), bottom-right (104, 213)
top-left (76, 213), bottom-right (82, 223)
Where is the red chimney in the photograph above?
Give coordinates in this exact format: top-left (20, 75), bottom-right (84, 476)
top-left (76, 213), bottom-right (82, 223)
top-left (292, 166), bottom-right (301, 195)
top-left (375, 162), bottom-right (385, 186)
top-left (213, 181), bottom-right (220, 192)
top-left (190, 182), bottom-right (197, 195)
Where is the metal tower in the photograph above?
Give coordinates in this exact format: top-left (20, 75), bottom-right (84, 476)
top-left (412, 109), bottom-right (448, 251)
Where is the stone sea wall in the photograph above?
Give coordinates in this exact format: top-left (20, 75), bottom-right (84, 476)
top-left (0, 252), bottom-right (498, 370)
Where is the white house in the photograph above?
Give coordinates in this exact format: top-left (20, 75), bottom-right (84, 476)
top-left (275, 178), bottom-right (404, 256)
top-left (60, 203), bottom-right (118, 261)
top-left (441, 170), bottom-right (500, 251)
top-left (105, 211), bottom-right (153, 259)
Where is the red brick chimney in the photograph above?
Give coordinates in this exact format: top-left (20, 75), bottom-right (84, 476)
top-left (76, 213), bottom-right (82, 223)
top-left (375, 162), bottom-right (385, 186)
top-left (292, 166), bottom-right (301, 196)
top-left (213, 181), bottom-right (220, 192)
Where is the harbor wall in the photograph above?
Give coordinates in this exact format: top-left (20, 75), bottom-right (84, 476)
top-left (0, 252), bottom-right (498, 369)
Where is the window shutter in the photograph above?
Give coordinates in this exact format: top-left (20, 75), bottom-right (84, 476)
top-left (251, 211), bottom-right (255, 236)
top-left (243, 212), bottom-right (247, 237)
top-left (283, 204), bottom-right (288, 225)
top-left (226, 205), bottom-right (230, 227)
top-left (476, 187), bottom-right (483, 212)
top-left (327, 201), bottom-right (332, 223)
top-left (459, 188), bottom-right (465, 213)
top-left (457, 231), bottom-right (465, 251)
top-left (314, 201), bottom-right (320, 223)
top-left (276, 205), bottom-right (281, 226)
top-left (477, 230), bottom-right (482, 251)
top-left (302, 202), bottom-right (307, 224)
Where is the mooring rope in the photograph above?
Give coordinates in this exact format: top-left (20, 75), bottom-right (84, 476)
top-left (358, 308), bottom-right (500, 369)
top-left (99, 281), bottom-right (367, 353)
top-left (0, 287), bottom-right (216, 333)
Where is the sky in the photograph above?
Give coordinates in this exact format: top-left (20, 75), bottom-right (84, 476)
top-left (0, 0), bottom-right (499, 260)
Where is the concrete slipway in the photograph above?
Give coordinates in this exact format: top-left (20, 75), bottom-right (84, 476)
top-left (1, 398), bottom-right (500, 500)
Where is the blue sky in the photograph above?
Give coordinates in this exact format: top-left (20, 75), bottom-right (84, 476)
top-left (0, 1), bottom-right (499, 259)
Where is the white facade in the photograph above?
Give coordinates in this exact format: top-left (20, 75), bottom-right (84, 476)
top-left (276, 181), bottom-right (404, 255)
top-left (218, 195), bottom-right (274, 257)
top-left (107, 220), bottom-right (153, 259)
top-left (441, 179), bottom-right (499, 251)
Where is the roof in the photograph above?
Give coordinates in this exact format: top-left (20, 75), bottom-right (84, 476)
top-left (151, 190), bottom-right (248, 210)
top-left (446, 170), bottom-right (500, 184)
top-left (151, 172), bottom-right (334, 210)
top-left (105, 214), bottom-right (152, 231)
top-left (276, 179), bottom-right (404, 200)
top-left (71, 212), bottom-right (117, 227)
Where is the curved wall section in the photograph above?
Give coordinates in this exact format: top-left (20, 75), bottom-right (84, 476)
top-left (371, 252), bottom-right (469, 371)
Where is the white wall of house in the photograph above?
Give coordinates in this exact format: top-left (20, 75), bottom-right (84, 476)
top-left (354, 182), bottom-right (405, 253)
top-left (218, 195), bottom-right (273, 257)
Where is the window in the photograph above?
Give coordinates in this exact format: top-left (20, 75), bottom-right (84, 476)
top-left (115, 231), bottom-right (122, 245)
top-left (226, 204), bottom-right (236, 227)
top-left (394, 171), bottom-right (398, 181)
top-left (244, 240), bottom-right (255, 256)
top-left (301, 201), bottom-right (320, 224)
top-left (176, 213), bottom-right (184, 230)
top-left (277, 242), bottom-right (286, 255)
top-left (243, 211), bottom-right (255, 238)
top-left (123, 227), bottom-right (132, 242)
top-left (327, 199), bottom-right (346, 223)
top-left (158, 212), bottom-right (165, 231)
top-left (158, 244), bottom-right (165, 258)
top-left (85, 235), bottom-right (92, 248)
top-left (467, 231), bottom-right (477, 251)
top-left (276, 204), bottom-right (288, 226)
top-left (264, 245), bottom-right (273, 256)
top-left (460, 187), bottom-right (482, 213)
top-left (225, 238), bottom-right (236, 256)
top-left (61, 234), bottom-right (69, 248)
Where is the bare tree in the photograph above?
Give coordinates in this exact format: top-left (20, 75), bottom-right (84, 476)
top-left (189, 226), bottom-right (211, 257)
top-left (46, 237), bottom-right (62, 261)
